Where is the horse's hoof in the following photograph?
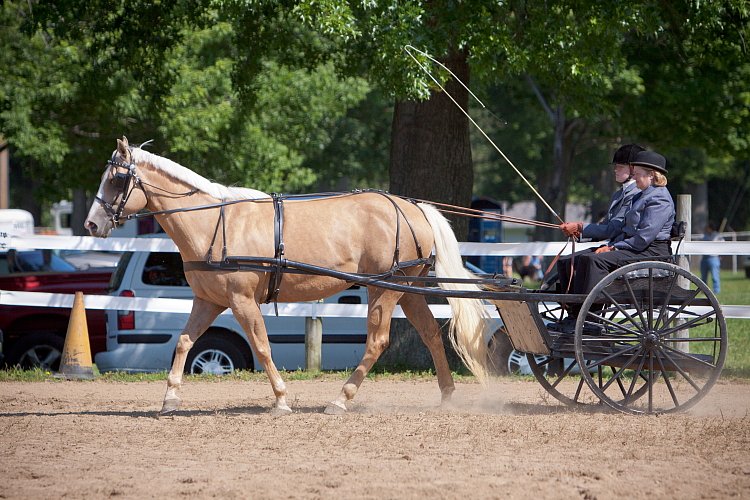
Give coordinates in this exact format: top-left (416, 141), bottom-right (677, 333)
top-left (159, 398), bottom-right (181, 416)
top-left (324, 401), bottom-right (347, 415)
top-left (270, 406), bottom-right (293, 417)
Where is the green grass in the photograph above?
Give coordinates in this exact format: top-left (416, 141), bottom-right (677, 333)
top-left (715, 271), bottom-right (750, 377)
top-left (0, 366), bottom-right (464, 383)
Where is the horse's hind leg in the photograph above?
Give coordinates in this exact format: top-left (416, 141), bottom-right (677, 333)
top-left (229, 297), bottom-right (292, 415)
top-left (325, 288), bottom-right (401, 414)
top-left (399, 292), bottom-right (455, 403)
top-left (161, 297), bottom-right (225, 415)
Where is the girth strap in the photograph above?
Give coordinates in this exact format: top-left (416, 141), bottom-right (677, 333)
top-left (367, 190), bottom-right (424, 266)
top-left (265, 194), bottom-right (285, 309)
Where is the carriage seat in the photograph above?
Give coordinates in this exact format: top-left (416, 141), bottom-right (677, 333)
top-left (618, 221), bottom-right (686, 280)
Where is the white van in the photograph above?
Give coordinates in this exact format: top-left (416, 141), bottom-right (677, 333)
top-left (97, 250), bottom-right (371, 374)
top-left (0, 209), bottom-right (34, 239)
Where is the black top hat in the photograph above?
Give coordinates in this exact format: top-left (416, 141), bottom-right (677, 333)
top-left (611, 144), bottom-right (645, 164)
top-left (631, 150), bottom-right (668, 174)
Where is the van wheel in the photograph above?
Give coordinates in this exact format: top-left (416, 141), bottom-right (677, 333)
top-left (185, 333), bottom-right (249, 375)
top-left (6, 332), bottom-right (64, 371)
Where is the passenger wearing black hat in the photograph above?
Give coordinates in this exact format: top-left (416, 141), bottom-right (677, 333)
top-left (550, 150), bottom-right (675, 333)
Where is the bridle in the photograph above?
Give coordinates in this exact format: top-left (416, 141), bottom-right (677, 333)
top-left (94, 149), bottom-right (199, 226)
top-left (94, 154), bottom-right (142, 226)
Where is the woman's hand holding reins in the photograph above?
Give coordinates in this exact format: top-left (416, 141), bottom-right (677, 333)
top-left (559, 221), bottom-right (583, 238)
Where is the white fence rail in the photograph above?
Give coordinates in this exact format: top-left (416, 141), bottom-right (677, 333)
top-left (1, 234), bottom-right (749, 319)
top-left (4, 234), bottom-right (750, 256)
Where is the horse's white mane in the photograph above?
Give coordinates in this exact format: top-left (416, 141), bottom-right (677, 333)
top-left (131, 148), bottom-right (270, 201)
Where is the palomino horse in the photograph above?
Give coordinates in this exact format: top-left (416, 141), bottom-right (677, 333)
top-left (86, 137), bottom-right (490, 415)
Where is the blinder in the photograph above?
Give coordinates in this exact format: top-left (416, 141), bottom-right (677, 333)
top-left (112, 171), bottom-right (130, 190)
top-left (94, 155), bottom-right (141, 226)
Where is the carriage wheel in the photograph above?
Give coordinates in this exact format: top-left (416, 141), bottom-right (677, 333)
top-left (574, 261), bottom-right (727, 414)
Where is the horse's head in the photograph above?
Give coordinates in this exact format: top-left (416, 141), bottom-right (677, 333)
top-left (85, 136), bottom-right (149, 237)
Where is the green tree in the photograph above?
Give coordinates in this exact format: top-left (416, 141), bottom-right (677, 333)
top-left (3, 1), bottom-right (375, 230)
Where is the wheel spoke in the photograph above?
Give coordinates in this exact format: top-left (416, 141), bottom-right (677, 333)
top-left (660, 343), bottom-right (718, 371)
top-left (573, 376), bottom-right (586, 402)
top-left (657, 310), bottom-right (717, 339)
top-left (654, 271), bottom-right (680, 330)
top-left (583, 344), bottom-right (640, 371)
top-left (601, 345), bottom-right (644, 393)
top-left (648, 351), bottom-right (654, 413)
top-left (601, 290), bottom-right (646, 334)
top-left (550, 358), bottom-right (579, 388)
top-left (657, 347), bottom-right (703, 391)
top-left (622, 277), bottom-right (648, 331)
top-left (587, 312), bottom-right (643, 337)
top-left (655, 351), bottom-right (680, 407)
top-left (611, 367), bottom-right (630, 399)
top-left (647, 269), bottom-right (654, 331)
top-left (626, 346), bottom-right (649, 400)
top-left (662, 288), bottom-right (702, 328)
top-left (26, 350), bottom-right (42, 366)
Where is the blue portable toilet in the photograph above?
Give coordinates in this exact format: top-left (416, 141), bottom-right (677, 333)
top-left (467, 197), bottom-right (503, 274)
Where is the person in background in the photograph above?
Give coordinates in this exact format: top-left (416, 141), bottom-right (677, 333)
top-left (502, 256), bottom-right (514, 278)
top-left (550, 150), bottom-right (675, 332)
top-left (519, 255), bottom-right (543, 282)
top-left (700, 222), bottom-right (724, 294)
top-left (556, 143), bottom-right (644, 291)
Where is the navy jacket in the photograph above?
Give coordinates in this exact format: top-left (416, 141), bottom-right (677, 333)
top-left (582, 180), bottom-right (639, 241)
top-left (610, 186), bottom-right (675, 252)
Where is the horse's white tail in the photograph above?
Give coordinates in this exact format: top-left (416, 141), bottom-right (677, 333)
top-left (418, 203), bottom-right (490, 385)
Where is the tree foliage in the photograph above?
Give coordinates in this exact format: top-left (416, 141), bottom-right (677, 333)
top-left (2, 0), bottom-right (749, 232)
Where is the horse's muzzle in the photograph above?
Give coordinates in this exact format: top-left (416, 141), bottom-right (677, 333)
top-left (85, 219), bottom-right (111, 238)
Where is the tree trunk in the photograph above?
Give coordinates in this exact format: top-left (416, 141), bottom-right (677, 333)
top-left (389, 49), bottom-right (473, 240)
top-left (534, 109), bottom-right (583, 242)
top-left (72, 188), bottom-right (89, 236)
top-left (686, 182), bottom-right (708, 233)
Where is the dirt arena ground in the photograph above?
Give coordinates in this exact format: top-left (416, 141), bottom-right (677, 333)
top-left (1, 377), bottom-right (749, 499)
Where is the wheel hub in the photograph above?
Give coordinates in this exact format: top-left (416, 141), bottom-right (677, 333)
top-left (643, 332), bottom-right (660, 349)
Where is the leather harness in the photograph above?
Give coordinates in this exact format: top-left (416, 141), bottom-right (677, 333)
top-left (191, 190), bottom-right (432, 313)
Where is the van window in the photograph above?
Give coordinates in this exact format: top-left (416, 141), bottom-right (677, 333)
top-left (109, 252), bottom-right (133, 291)
top-left (142, 252), bottom-right (188, 287)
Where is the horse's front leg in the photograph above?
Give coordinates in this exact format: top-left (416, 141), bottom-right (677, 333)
top-left (229, 296), bottom-right (291, 415)
top-left (160, 297), bottom-right (225, 415)
top-left (325, 289), bottom-right (401, 414)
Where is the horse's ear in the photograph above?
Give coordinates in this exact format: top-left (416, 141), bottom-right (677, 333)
top-left (116, 137), bottom-right (129, 157)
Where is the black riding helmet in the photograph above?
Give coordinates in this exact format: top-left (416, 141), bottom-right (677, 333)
top-left (611, 143), bottom-right (644, 182)
top-left (612, 143), bottom-right (645, 165)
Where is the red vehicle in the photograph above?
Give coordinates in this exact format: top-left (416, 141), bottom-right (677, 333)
top-left (0, 249), bottom-right (113, 370)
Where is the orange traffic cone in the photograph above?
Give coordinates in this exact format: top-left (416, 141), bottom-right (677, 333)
top-left (57, 291), bottom-right (94, 379)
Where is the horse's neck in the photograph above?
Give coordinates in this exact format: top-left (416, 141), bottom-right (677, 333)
top-left (140, 168), bottom-right (224, 260)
